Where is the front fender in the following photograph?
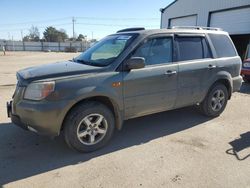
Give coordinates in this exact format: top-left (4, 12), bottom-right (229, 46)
top-left (53, 72), bottom-right (124, 130)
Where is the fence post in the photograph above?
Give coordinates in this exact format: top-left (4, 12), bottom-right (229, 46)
top-left (4, 42), bottom-right (7, 51)
top-left (41, 41), bottom-right (44, 51)
top-left (58, 42), bottom-right (60, 52)
top-left (23, 41), bottom-right (25, 51)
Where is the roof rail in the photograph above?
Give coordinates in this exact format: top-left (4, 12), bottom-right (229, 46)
top-left (170, 26), bottom-right (222, 31)
top-left (117, 27), bottom-right (145, 33)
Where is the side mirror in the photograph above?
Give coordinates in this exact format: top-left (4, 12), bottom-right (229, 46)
top-left (126, 57), bottom-right (145, 70)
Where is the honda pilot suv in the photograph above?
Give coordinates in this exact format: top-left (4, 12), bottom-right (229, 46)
top-left (7, 27), bottom-right (242, 152)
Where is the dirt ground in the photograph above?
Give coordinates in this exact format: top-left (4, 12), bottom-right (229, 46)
top-left (0, 51), bottom-right (80, 86)
top-left (0, 52), bottom-right (250, 188)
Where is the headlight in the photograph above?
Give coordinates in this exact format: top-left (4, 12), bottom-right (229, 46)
top-left (24, 81), bottom-right (55, 100)
top-left (243, 62), bottom-right (250, 68)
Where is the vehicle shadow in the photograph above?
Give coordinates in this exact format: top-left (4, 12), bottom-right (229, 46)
top-left (239, 82), bottom-right (250, 94)
top-left (0, 107), bottom-right (211, 185)
top-left (226, 132), bottom-right (250, 161)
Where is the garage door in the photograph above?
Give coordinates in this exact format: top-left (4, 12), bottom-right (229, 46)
top-left (210, 7), bottom-right (250, 35)
top-left (170, 15), bottom-right (197, 27)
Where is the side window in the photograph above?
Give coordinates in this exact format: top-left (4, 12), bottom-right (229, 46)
top-left (209, 34), bottom-right (237, 58)
top-left (202, 38), bottom-right (212, 58)
top-left (176, 36), bottom-right (212, 61)
top-left (132, 37), bottom-right (173, 66)
top-left (176, 37), bottom-right (203, 61)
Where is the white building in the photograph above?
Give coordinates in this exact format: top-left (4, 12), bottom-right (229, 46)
top-left (160, 0), bottom-right (250, 58)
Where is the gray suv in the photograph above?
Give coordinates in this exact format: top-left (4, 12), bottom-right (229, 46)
top-left (7, 27), bottom-right (242, 152)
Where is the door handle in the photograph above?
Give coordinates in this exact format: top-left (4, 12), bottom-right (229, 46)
top-left (165, 70), bottom-right (177, 76)
top-left (208, 64), bottom-right (217, 69)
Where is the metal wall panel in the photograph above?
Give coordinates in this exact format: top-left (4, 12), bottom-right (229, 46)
top-left (161, 0), bottom-right (250, 30)
top-left (170, 15), bottom-right (197, 27)
top-left (209, 7), bottom-right (250, 34)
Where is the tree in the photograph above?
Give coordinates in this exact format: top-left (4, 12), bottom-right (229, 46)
top-left (90, 39), bottom-right (97, 43)
top-left (76, 34), bottom-right (86, 41)
top-left (43, 27), bottom-right (68, 42)
top-left (23, 26), bottom-right (40, 42)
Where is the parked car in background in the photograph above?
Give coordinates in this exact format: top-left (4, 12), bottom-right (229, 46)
top-left (7, 27), bottom-right (242, 152)
top-left (241, 41), bottom-right (250, 83)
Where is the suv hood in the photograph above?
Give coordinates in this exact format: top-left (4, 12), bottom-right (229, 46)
top-left (17, 61), bottom-right (103, 83)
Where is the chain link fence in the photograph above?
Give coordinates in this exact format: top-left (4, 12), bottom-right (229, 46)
top-left (0, 40), bottom-right (91, 52)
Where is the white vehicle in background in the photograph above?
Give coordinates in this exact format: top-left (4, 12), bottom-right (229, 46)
top-left (241, 41), bottom-right (250, 83)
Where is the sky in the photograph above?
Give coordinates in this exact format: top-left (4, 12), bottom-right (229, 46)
top-left (0, 0), bottom-right (172, 41)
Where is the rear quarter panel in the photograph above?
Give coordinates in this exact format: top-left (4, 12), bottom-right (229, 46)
top-left (200, 56), bottom-right (242, 101)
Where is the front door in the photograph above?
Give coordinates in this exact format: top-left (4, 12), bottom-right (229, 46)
top-left (123, 36), bottom-right (178, 119)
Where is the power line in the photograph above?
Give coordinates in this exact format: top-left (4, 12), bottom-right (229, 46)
top-left (76, 16), bottom-right (159, 21)
top-left (0, 16), bottom-right (159, 27)
top-left (0, 23), bottom-right (72, 32)
top-left (0, 17), bottom-right (72, 26)
top-left (0, 22), bottom-right (159, 33)
top-left (76, 22), bottom-right (159, 27)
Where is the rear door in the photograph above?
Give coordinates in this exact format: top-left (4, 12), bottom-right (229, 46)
top-left (123, 35), bottom-right (178, 118)
top-left (174, 34), bottom-right (215, 108)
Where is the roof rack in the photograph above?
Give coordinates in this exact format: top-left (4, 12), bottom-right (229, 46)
top-left (169, 26), bottom-right (222, 31)
top-left (117, 27), bottom-right (145, 33)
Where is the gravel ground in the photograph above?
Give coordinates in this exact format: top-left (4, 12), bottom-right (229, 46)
top-left (0, 51), bottom-right (80, 86)
top-left (0, 52), bottom-right (249, 188)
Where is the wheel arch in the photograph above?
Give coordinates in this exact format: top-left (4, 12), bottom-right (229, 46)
top-left (61, 95), bottom-right (124, 132)
top-left (208, 78), bottom-right (232, 100)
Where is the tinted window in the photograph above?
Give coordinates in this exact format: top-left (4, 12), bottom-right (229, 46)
top-left (202, 38), bottom-right (212, 58)
top-left (132, 37), bottom-right (172, 66)
top-left (209, 34), bottom-right (237, 58)
top-left (176, 37), bottom-right (203, 61)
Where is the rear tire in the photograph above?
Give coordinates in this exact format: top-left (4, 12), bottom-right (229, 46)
top-left (63, 101), bottom-right (115, 153)
top-left (199, 84), bottom-right (228, 117)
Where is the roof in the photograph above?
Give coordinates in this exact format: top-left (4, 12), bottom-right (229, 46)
top-left (116, 27), bottom-right (228, 36)
top-left (160, 0), bottom-right (178, 13)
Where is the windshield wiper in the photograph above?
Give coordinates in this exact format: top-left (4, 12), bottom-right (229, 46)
top-left (73, 59), bottom-right (104, 67)
top-left (74, 59), bottom-right (91, 65)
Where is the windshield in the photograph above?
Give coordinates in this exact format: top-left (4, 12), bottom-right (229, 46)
top-left (74, 34), bottom-right (135, 66)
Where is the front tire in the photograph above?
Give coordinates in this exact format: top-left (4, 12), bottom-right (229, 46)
top-left (63, 101), bottom-right (115, 153)
top-left (199, 84), bottom-right (228, 117)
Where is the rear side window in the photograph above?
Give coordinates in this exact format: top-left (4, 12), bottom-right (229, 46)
top-left (209, 34), bottom-right (237, 58)
top-left (176, 37), bottom-right (212, 61)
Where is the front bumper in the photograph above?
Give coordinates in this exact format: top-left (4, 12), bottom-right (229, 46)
top-left (7, 99), bottom-right (71, 137)
top-left (232, 75), bottom-right (243, 92)
top-left (7, 101), bottom-right (28, 131)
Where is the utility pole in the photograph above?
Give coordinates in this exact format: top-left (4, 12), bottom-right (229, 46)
top-left (21, 30), bottom-right (25, 51)
top-left (20, 30), bottom-right (23, 41)
top-left (12, 36), bottom-right (15, 51)
top-left (72, 17), bottom-right (76, 40)
top-left (8, 32), bottom-right (11, 41)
